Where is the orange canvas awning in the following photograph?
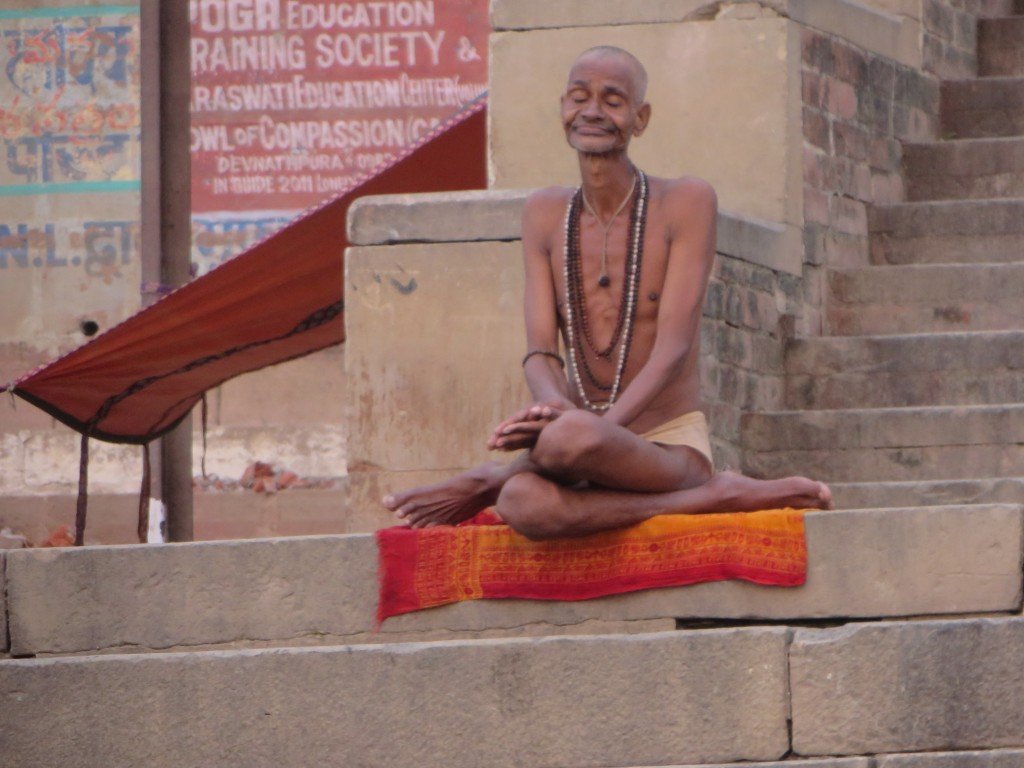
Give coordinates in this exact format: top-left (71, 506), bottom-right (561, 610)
top-left (3, 99), bottom-right (487, 444)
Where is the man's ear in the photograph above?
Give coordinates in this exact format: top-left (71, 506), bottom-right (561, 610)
top-left (634, 103), bottom-right (652, 136)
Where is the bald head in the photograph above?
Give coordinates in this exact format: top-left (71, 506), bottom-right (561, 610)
top-left (571, 46), bottom-right (649, 105)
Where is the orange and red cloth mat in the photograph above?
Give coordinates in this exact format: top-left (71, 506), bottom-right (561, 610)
top-left (376, 508), bottom-right (808, 624)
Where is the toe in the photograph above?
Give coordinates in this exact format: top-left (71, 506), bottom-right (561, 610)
top-left (399, 505), bottom-right (423, 524)
top-left (385, 488), bottom-right (420, 511)
top-left (396, 502), bottom-right (419, 519)
top-left (821, 484), bottom-right (834, 509)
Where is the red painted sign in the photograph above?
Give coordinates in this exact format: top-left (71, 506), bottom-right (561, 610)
top-left (189, 0), bottom-right (489, 215)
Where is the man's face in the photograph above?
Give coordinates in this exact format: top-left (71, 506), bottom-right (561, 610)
top-left (561, 54), bottom-right (649, 155)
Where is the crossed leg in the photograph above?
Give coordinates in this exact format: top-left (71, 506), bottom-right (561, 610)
top-left (383, 409), bottom-right (831, 538)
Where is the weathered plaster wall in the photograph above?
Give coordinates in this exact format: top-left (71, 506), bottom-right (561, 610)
top-left (0, 2), bottom-right (348, 543)
top-left (0, 2), bottom-right (142, 356)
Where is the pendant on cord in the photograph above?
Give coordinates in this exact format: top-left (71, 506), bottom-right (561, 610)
top-left (581, 171), bottom-right (637, 289)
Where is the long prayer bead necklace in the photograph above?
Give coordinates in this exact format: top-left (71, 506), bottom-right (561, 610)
top-left (563, 169), bottom-right (648, 411)
top-left (581, 172), bottom-right (638, 288)
top-left (569, 173), bottom-right (642, 361)
top-left (565, 193), bottom-right (614, 391)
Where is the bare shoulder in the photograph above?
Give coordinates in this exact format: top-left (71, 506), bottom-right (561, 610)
top-left (522, 185), bottom-right (573, 244)
top-left (523, 185), bottom-right (573, 220)
top-left (654, 175), bottom-right (718, 220)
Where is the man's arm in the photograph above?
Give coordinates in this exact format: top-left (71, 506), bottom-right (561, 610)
top-left (520, 188), bottom-right (574, 408)
top-left (603, 177), bottom-right (717, 428)
top-left (487, 189), bottom-right (575, 451)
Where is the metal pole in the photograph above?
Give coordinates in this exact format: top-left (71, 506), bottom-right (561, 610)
top-left (140, 0), bottom-right (193, 542)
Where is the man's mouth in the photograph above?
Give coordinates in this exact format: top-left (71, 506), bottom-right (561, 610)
top-left (573, 124), bottom-right (613, 136)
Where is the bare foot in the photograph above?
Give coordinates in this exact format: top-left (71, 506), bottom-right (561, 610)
top-left (382, 462), bottom-right (504, 528)
top-left (701, 470), bottom-right (832, 512)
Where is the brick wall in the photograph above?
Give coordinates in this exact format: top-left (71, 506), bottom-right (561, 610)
top-left (800, 26), bottom-right (941, 335)
top-left (701, 255), bottom-right (801, 469)
top-left (923, 0), bottom-right (981, 78)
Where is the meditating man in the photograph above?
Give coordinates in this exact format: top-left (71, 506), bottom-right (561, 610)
top-left (383, 45), bottom-right (832, 539)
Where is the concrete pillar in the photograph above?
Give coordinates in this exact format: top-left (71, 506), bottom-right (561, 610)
top-left (140, 0), bottom-right (193, 542)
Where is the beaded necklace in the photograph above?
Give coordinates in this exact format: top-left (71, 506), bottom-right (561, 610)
top-left (563, 169), bottom-right (648, 411)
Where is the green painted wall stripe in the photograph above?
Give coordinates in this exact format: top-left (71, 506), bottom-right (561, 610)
top-left (0, 180), bottom-right (140, 196)
top-left (0, 5), bottom-right (138, 20)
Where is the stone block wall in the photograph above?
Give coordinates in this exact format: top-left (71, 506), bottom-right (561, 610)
top-left (919, 0), bottom-right (1024, 77)
top-left (701, 255), bottom-right (802, 469)
top-left (923, 0), bottom-right (982, 77)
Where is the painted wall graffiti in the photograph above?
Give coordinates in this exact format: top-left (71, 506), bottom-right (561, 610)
top-left (0, 8), bottom-right (140, 193)
top-left (0, 7), bottom-right (141, 351)
top-left (191, 213), bottom-right (292, 273)
top-left (0, 2), bottom-right (487, 348)
top-left (0, 219), bottom-right (135, 278)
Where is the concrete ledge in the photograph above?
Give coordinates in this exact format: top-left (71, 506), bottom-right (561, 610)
top-left (6, 504), bottom-right (1020, 655)
top-left (792, 617), bottom-right (1024, 755)
top-left (347, 189), bottom-right (528, 245)
top-left (0, 628), bottom-right (790, 768)
top-left (717, 210), bottom-right (802, 276)
top-left (878, 749), bottom-right (1024, 767)
top-left (491, 0), bottom-right (920, 68)
top-left (347, 190), bottom-right (799, 273)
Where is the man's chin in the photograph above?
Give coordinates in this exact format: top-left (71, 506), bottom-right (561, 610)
top-left (568, 136), bottom-right (623, 156)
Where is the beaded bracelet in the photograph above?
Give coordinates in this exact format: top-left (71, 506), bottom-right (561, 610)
top-left (522, 349), bottom-right (565, 369)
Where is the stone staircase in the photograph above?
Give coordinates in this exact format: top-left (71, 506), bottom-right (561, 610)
top-left (1, 500), bottom-right (1022, 765)
top-left (746, 8), bottom-right (1024, 515)
top-left (6, 8), bottom-right (1024, 768)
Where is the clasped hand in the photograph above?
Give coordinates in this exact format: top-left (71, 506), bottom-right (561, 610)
top-left (487, 399), bottom-right (572, 452)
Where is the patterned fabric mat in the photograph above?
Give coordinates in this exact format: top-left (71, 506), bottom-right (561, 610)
top-left (377, 508), bottom-right (807, 623)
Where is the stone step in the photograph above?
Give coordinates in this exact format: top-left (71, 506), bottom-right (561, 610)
top-left (6, 616), bottom-right (1024, 767)
top-left (941, 77), bottom-right (1024, 139)
top-left (979, 17), bottom-right (1024, 76)
top-left (827, 263), bottom-right (1024, 335)
top-left (868, 199), bottom-right (1024, 264)
top-left (5, 505), bottom-right (1020, 656)
top-left (792, 617), bottom-right (1024, 756)
top-left (742, 404), bottom-right (1024, 482)
top-left (785, 331), bottom-right (1024, 409)
top-left (904, 137), bottom-right (1024, 201)
top-left (0, 628), bottom-right (792, 768)
top-left (831, 477), bottom-right (1024, 509)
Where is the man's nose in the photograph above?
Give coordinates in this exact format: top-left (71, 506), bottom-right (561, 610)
top-left (580, 99), bottom-right (603, 119)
